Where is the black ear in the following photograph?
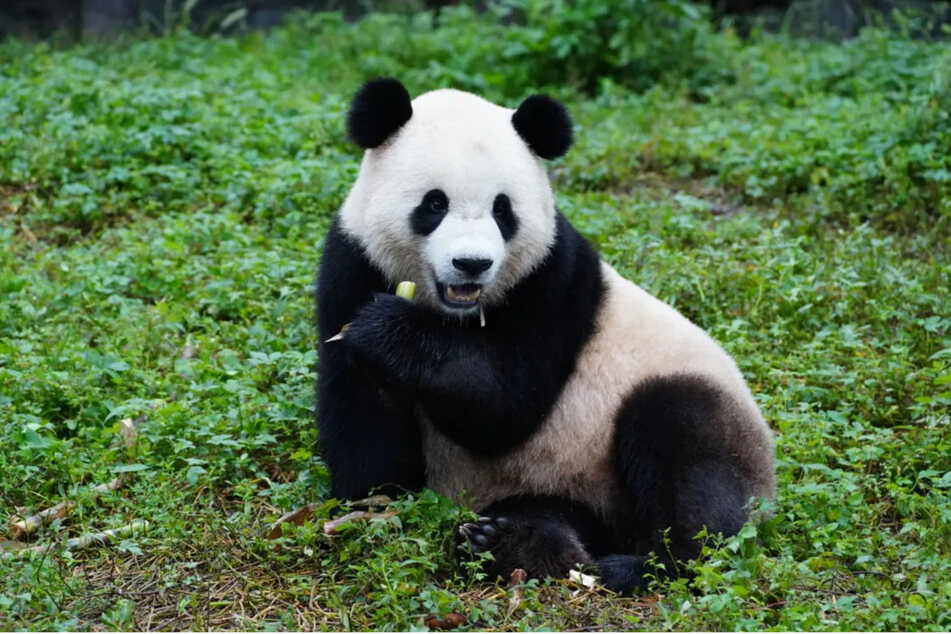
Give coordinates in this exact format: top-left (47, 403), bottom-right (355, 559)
top-left (346, 78), bottom-right (413, 149)
top-left (511, 94), bottom-right (573, 159)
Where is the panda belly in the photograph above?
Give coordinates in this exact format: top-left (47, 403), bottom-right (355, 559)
top-left (422, 262), bottom-right (760, 517)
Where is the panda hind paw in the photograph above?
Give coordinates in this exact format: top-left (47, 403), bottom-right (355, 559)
top-left (457, 515), bottom-right (512, 554)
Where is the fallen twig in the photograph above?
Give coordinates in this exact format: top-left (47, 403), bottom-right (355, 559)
top-left (323, 509), bottom-right (398, 535)
top-left (506, 568), bottom-right (528, 619)
top-left (350, 494), bottom-right (393, 507)
top-left (8, 478), bottom-right (123, 540)
top-left (266, 496), bottom-right (396, 539)
top-left (1, 519), bottom-right (149, 560)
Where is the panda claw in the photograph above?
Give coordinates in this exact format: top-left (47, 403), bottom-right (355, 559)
top-left (457, 515), bottom-right (511, 554)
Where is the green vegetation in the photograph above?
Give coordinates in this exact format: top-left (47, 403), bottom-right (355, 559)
top-left (2, 4), bottom-right (950, 630)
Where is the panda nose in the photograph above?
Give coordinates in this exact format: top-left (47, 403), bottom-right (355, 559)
top-left (452, 257), bottom-right (493, 275)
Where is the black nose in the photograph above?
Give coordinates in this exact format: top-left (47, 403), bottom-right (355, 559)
top-left (452, 257), bottom-right (493, 275)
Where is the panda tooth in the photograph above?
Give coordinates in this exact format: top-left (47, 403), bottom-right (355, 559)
top-left (448, 285), bottom-right (481, 302)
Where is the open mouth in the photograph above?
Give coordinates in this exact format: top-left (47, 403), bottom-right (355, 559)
top-left (437, 283), bottom-right (482, 308)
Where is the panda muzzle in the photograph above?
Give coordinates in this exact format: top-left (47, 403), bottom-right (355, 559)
top-left (442, 283), bottom-right (482, 306)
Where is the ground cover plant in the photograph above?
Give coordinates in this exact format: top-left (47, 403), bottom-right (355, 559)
top-left (2, 3), bottom-right (950, 630)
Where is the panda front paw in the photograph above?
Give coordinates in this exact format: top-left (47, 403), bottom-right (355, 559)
top-left (350, 291), bottom-right (412, 327)
top-left (342, 294), bottom-right (415, 361)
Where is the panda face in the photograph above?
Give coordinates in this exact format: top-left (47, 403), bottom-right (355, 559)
top-left (410, 188), bottom-right (516, 311)
top-left (339, 86), bottom-right (572, 316)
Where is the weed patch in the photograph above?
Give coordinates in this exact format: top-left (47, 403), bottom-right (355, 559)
top-left (2, 7), bottom-right (950, 630)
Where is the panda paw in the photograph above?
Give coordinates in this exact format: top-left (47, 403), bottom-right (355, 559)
top-left (457, 515), bottom-right (512, 554)
top-left (343, 293), bottom-right (416, 361)
top-left (352, 293), bottom-right (414, 332)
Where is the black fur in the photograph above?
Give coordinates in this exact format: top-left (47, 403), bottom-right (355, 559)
top-left (347, 78), bottom-right (413, 149)
top-left (410, 189), bottom-right (450, 236)
top-left (492, 193), bottom-right (518, 241)
top-left (332, 213), bottom-right (603, 457)
top-left (458, 495), bottom-right (614, 581)
top-left (604, 374), bottom-right (755, 594)
top-left (316, 212), bottom-right (603, 495)
top-left (315, 220), bottom-right (425, 500)
top-left (597, 554), bottom-right (669, 595)
top-left (511, 95), bottom-right (573, 160)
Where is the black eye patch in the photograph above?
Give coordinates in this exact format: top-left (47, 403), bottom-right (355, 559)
top-left (411, 189), bottom-right (449, 236)
top-left (492, 194), bottom-right (518, 241)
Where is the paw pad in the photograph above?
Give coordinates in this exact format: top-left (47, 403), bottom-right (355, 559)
top-left (457, 515), bottom-right (510, 553)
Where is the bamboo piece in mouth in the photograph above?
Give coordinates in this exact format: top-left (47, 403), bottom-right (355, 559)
top-left (395, 281), bottom-right (416, 300)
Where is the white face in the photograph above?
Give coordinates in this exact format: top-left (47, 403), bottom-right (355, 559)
top-left (339, 89), bottom-right (558, 316)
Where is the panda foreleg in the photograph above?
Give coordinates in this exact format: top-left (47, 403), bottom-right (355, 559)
top-left (317, 339), bottom-right (426, 501)
top-left (341, 294), bottom-right (541, 454)
top-left (341, 293), bottom-right (479, 384)
top-left (606, 374), bottom-right (760, 594)
top-left (316, 230), bottom-right (427, 499)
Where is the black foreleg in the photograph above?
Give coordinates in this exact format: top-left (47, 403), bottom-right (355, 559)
top-left (316, 220), bottom-right (426, 500)
top-left (317, 344), bottom-right (425, 500)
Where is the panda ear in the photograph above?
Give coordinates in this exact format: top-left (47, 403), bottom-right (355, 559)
top-left (511, 94), bottom-right (573, 160)
top-left (346, 78), bottom-right (413, 149)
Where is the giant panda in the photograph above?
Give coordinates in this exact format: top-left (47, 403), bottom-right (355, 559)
top-left (316, 78), bottom-right (776, 594)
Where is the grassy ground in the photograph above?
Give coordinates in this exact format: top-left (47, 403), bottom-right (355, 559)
top-left (2, 7), bottom-right (951, 631)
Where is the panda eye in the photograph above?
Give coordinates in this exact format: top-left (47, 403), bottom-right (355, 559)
top-left (426, 189), bottom-right (449, 213)
top-left (492, 194), bottom-right (511, 218)
top-left (411, 190), bottom-right (449, 236)
top-left (491, 193), bottom-right (518, 242)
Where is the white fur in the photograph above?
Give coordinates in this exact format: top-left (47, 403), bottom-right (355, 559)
top-left (422, 213), bottom-right (505, 290)
top-left (339, 89), bottom-right (557, 311)
top-left (423, 263), bottom-right (776, 515)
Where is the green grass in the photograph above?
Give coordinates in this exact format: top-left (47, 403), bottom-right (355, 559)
top-left (2, 6), bottom-right (951, 631)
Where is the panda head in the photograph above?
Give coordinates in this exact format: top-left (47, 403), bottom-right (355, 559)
top-left (338, 78), bottom-right (573, 317)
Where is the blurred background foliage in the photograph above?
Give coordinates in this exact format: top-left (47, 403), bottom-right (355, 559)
top-left (2, 0), bottom-right (950, 40)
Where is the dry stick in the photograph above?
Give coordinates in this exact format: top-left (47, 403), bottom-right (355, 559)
top-left (1, 520), bottom-right (149, 560)
top-left (506, 568), bottom-right (528, 620)
top-left (266, 495), bottom-right (395, 539)
top-left (8, 478), bottom-right (123, 540)
top-left (323, 509), bottom-right (398, 535)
